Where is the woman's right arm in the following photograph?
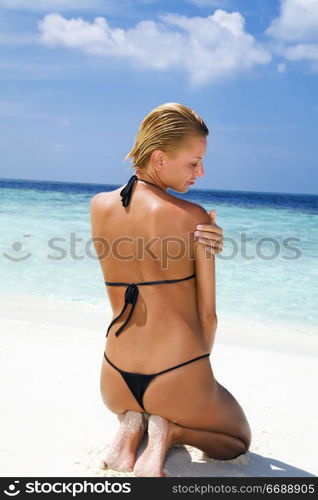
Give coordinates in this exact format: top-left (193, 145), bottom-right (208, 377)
top-left (190, 206), bottom-right (218, 352)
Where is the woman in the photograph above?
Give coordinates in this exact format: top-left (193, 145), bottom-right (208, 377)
top-left (90, 102), bottom-right (251, 477)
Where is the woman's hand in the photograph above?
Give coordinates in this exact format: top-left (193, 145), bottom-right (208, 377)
top-left (194, 209), bottom-right (223, 254)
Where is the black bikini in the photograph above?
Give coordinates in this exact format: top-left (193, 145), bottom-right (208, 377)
top-left (103, 174), bottom-right (210, 412)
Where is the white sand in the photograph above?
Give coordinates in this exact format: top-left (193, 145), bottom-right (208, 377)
top-left (0, 294), bottom-right (317, 477)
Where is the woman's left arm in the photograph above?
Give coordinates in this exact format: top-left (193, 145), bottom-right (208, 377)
top-left (194, 209), bottom-right (223, 254)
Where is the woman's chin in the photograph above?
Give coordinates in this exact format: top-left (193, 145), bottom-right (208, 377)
top-left (170, 183), bottom-right (192, 193)
top-left (176, 187), bottom-right (189, 194)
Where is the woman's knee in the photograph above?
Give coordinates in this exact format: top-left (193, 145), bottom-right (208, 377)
top-left (223, 440), bottom-right (248, 460)
top-left (242, 420), bottom-right (252, 451)
top-left (203, 434), bottom-right (247, 461)
top-left (222, 434), bottom-right (250, 460)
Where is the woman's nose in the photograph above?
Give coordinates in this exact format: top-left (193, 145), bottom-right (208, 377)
top-left (195, 163), bottom-right (204, 177)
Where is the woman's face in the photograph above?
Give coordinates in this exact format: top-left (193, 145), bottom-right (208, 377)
top-left (162, 135), bottom-right (207, 193)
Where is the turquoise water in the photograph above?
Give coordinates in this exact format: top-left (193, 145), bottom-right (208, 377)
top-left (0, 178), bottom-right (317, 331)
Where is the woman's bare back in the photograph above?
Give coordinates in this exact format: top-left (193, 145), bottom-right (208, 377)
top-left (92, 177), bottom-right (251, 457)
top-left (94, 180), bottom-right (210, 373)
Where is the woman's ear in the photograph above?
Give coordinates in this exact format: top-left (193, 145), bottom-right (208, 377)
top-left (151, 149), bottom-right (164, 172)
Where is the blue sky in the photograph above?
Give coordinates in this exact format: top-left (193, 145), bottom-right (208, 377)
top-left (0, 0), bottom-right (317, 194)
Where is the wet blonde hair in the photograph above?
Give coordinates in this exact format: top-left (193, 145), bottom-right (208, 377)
top-left (123, 102), bottom-right (209, 170)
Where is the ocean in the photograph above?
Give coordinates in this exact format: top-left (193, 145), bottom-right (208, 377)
top-left (0, 177), bottom-right (317, 334)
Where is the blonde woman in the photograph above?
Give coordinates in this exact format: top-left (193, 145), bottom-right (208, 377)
top-left (90, 103), bottom-right (251, 477)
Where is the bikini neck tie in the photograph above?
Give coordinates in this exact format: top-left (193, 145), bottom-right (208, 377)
top-left (120, 175), bottom-right (138, 207)
top-left (120, 174), bottom-right (164, 207)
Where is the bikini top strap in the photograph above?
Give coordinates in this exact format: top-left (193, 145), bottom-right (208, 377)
top-left (133, 274), bottom-right (196, 286)
top-left (104, 274), bottom-right (195, 338)
top-left (105, 274), bottom-right (195, 288)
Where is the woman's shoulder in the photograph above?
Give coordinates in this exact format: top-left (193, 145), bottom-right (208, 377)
top-left (159, 194), bottom-right (210, 226)
top-left (90, 190), bottom-right (118, 213)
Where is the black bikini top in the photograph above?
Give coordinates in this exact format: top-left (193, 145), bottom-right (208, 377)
top-left (105, 175), bottom-right (196, 338)
top-left (119, 174), bottom-right (163, 207)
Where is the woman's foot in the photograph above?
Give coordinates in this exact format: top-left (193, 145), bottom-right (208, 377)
top-left (101, 411), bottom-right (147, 473)
top-left (133, 414), bottom-right (177, 477)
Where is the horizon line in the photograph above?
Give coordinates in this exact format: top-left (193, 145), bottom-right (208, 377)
top-left (0, 176), bottom-right (317, 198)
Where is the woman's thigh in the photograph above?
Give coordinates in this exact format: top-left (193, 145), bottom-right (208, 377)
top-left (100, 355), bottom-right (251, 447)
top-left (143, 357), bottom-right (251, 446)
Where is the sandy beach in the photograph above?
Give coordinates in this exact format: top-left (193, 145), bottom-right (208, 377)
top-left (0, 293), bottom-right (317, 478)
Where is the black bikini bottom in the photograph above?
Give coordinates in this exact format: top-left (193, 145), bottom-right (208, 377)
top-left (103, 351), bottom-right (210, 412)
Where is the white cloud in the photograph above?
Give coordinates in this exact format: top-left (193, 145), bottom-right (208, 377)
top-left (266, 0), bottom-right (318, 42)
top-left (38, 10), bottom-right (271, 87)
top-left (283, 43), bottom-right (318, 61)
top-left (265, 0), bottom-right (318, 71)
